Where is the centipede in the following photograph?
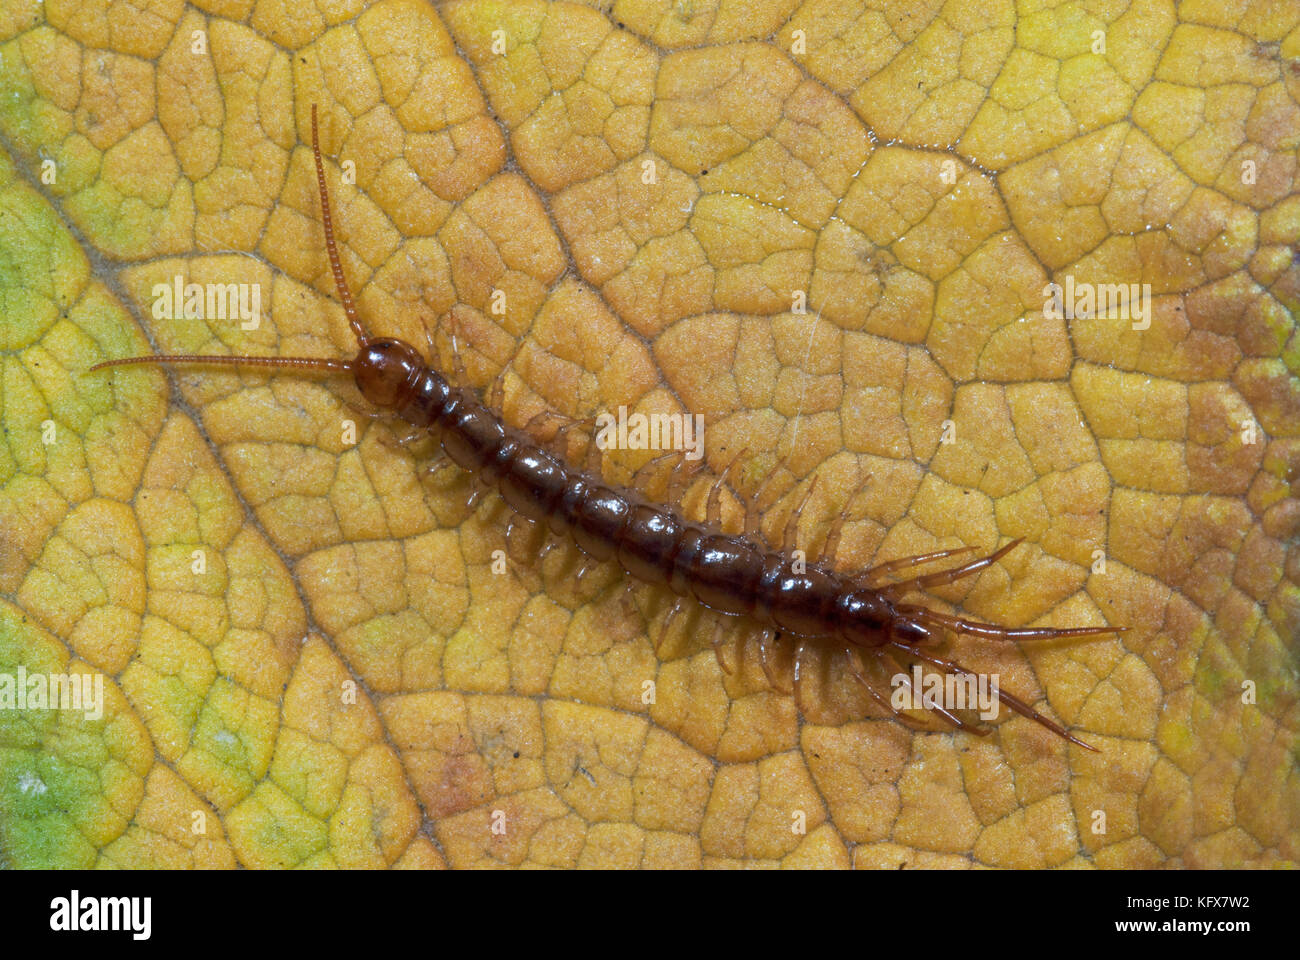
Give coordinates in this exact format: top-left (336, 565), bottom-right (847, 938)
top-left (92, 104), bottom-right (1124, 752)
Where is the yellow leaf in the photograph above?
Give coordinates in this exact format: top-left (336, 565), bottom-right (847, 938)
top-left (1, 0), bottom-right (1297, 869)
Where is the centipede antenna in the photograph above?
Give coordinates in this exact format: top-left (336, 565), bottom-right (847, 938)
top-left (311, 103), bottom-right (368, 348)
top-left (90, 107), bottom-right (367, 378)
top-left (89, 354), bottom-right (352, 374)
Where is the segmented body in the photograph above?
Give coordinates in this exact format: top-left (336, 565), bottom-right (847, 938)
top-left (380, 341), bottom-right (871, 638)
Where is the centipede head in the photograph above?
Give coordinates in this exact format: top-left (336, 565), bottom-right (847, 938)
top-left (349, 337), bottom-right (422, 407)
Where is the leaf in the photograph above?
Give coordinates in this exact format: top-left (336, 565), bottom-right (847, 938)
top-left (1, 0), bottom-right (1297, 868)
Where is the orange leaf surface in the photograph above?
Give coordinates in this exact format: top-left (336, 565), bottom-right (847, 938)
top-left (0, 0), bottom-right (1297, 868)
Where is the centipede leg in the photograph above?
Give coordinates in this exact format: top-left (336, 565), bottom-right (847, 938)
top-left (844, 648), bottom-right (933, 731)
top-left (556, 416), bottom-right (598, 464)
top-left (443, 313), bottom-right (470, 385)
top-left (654, 597), bottom-right (686, 654)
top-left (791, 640), bottom-right (809, 714)
top-left (342, 397), bottom-right (397, 425)
top-left (521, 410), bottom-right (596, 462)
top-left (581, 425), bottom-right (604, 475)
top-left (462, 473), bottom-right (495, 513)
top-left (750, 468), bottom-right (786, 512)
top-left (743, 488), bottom-right (761, 539)
top-left (895, 643), bottom-right (1097, 751)
top-left (505, 513), bottom-right (544, 564)
top-left (521, 410), bottom-right (562, 443)
top-left (754, 628), bottom-right (776, 687)
top-left (710, 619), bottom-right (735, 675)
top-left (881, 538), bottom-right (1025, 594)
top-left (486, 372), bottom-right (506, 412)
top-left (667, 454), bottom-right (704, 507)
top-left (869, 652), bottom-right (939, 729)
top-left (629, 451), bottom-right (681, 497)
top-left (419, 314), bottom-right (444, 373)
top-left (757, 629), bottom-right (793, 694)
top-left (879, 650), bottom-right (983, 735)
top-left (706, 450), bottom-right (746, 530)
top-left (573, 556), bottom-right (596, 585)
top-left (821, 463), bottom-right (870, 569)
top-left (821, 507), bottom-right (846, 569)
top-left (781, 476), bottom-right (819, 554)
top-left (421, 452), bottom-right (453, 479)
top-left (860, 546), bottom-right (978, 586)
top-left (374, 424), bottom-right (425, 455)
